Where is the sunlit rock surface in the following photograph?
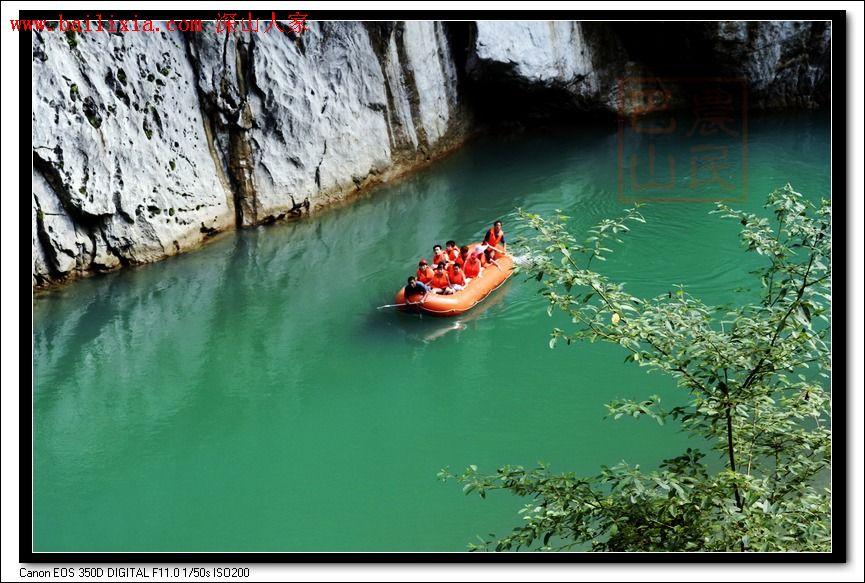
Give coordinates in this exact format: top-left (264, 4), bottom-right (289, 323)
top-left (31, 25), bottom-right (235, 285)
top-left (33, 21), bottom-right (467, 285)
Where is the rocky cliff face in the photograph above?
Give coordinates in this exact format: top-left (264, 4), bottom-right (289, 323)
top-left (31, 20), bottom-right (831, 287)
top-left (466, 20), bottom-right (831, 118)
top-left (466, 21), bottom-right (624, 114)
top-left (32, 20), bottom-right (468, 287)
top-left (698, 21), bottom-right (831, 110)
top-left (32, 27), bottom-right (235, 281)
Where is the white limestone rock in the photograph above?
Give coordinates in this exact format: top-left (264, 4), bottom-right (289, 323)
top-left (401, 21), bottom-right (459, 146)
top-left (33, 21), bottom-right (469, 286)
top-left (473, 21), bottom-right (596, 88)
top-left (32, 169), bottom-right (92, 276)
top-left (189, 20), bottom-right (466, 225)
top-left (31, 23), bottom-right (234, 281)
top-left (381, 32), bottom-right (419, 151)
top-left (469, 21), bottom-right (608, 106)
top-left (247, 21), bottom-right (393, 217)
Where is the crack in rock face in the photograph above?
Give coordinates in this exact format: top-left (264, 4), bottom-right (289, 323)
top-left (31, 20), bottom-right (830, 288)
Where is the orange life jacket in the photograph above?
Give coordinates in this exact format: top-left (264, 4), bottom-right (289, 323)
top-left (456, 253), bottom-right (467, 267)
top-left (485, 228), bottom-right (504, 250)
top-left (417, 266), bottom-right (434, 284)
top-left (432, 251), bottom-right (447, 266)
top-left (431, 272), bottom-right (450, 289)
top-left (450, 270), bottom-right (466, 286)
top-left (447, 247), bottom-right (460, 262)
top-left (464, 257), bottom-right (480, 278)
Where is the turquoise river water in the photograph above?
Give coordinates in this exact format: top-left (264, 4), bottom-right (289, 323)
top-left (33, 112), bottom-right (830, 551)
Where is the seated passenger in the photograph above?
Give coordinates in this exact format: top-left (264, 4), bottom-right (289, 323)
top-left (445, 240), bottom-right (460, 263)
top-left (456, 245), bottom-right (470, 268)
top-left (403, 276), bottom-right (430, 303)
top-left (449, 263), bottom-right (467, 291)
top-left (431, 244), bottom-right (447, 267)
top-left (483, 220), bottom-right (506, 261)
top-left (416, 259), bottom-right (434, 284)
top-left (430, 263), bottom-right (454, 295)
top-left (464, 251), bottom-right (482, 278)
top-left (446, 260), bottom-right (457, 280)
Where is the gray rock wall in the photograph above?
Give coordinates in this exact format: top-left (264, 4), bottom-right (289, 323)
top-left (32, 26), bottom-right (236, 286)
top-left (33, 21), bottom-right (469, 286)
top-left (470, 21), bottom-right (601, 93)
top-left (701, 21), bottom-right (831, 109)
top-left (32, 20), bottom-right (831, 287)
top-left (467, 20), bottom-right (831, 115)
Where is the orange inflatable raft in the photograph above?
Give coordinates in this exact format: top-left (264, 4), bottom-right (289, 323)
top-left (394, 244), bottom-right (513, 317)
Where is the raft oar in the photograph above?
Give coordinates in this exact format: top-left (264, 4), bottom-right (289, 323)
top-left (377, 299), bottom-right (426, 309)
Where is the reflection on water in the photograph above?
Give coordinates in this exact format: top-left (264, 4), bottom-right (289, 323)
top-left (34, 112), bottom-right (830, 552)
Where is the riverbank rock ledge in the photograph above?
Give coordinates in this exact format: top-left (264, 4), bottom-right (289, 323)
top-left (32, 20), bottom-right (831, 287)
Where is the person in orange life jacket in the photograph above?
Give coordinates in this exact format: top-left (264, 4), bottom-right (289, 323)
top-left (416, 259), bottom-right (434, 284)
top-left (449, 262), bottom-right (467, 291)
top-left (483, 220), bottom-right (506, 262)
top-left (456, 245), bottom-right (470, 268)
top-left (403, 275), bottom-right (430, 304)
top-left (431, 244), bottom-right (448, 267)
top-left (445, 240), bottom-right (460, 263)
top-left (430, 262), bottom-right (454, 295)
top-left (446, 259), bottom-right (460, 281)
top-left (463, 250), bottom-right (482, 278)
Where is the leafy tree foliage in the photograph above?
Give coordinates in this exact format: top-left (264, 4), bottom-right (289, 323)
top-left (440, 185), bottom-right (831, 552)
